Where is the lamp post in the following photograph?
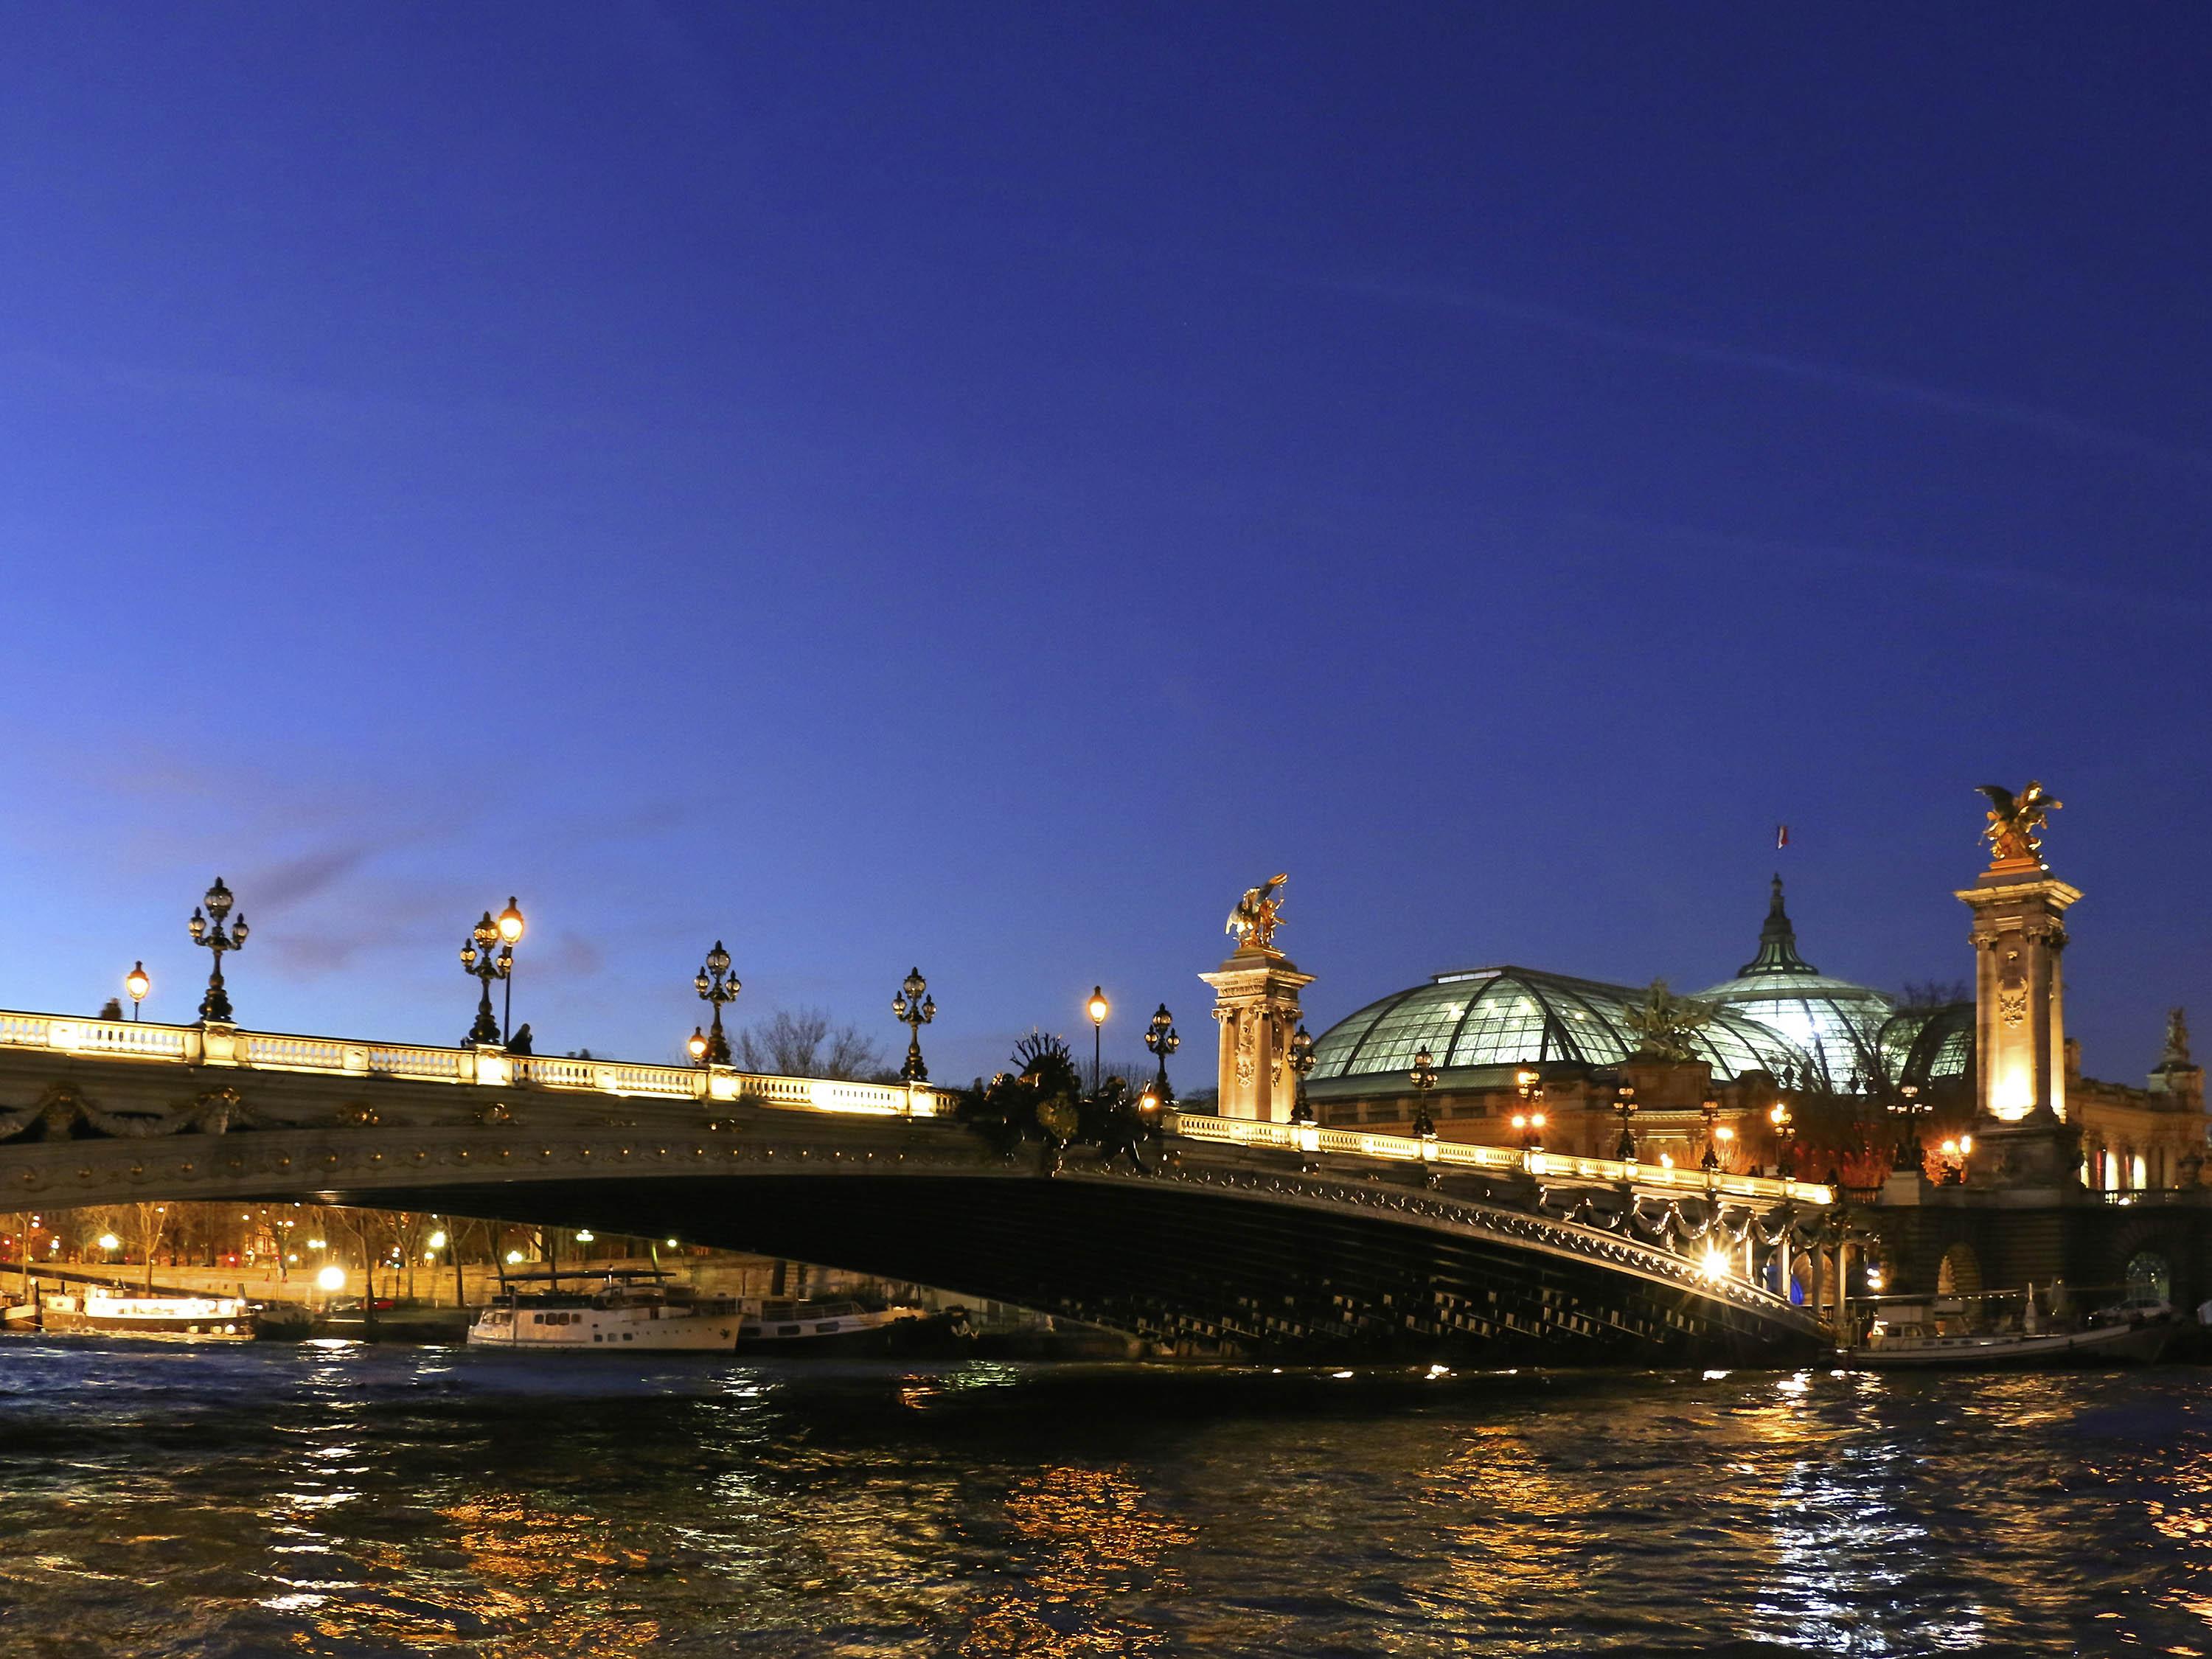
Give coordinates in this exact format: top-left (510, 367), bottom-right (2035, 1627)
top-left (1700, 1097), bottom-right (1722, 1175)
top-left (187, 877), bottom-right (248, 1026)
top-left (1770, 1100), bottom-right (1796, 1177)
top-left (893, 968), bottom-right (935, 1083)
top-left (125, 962), bottom-right (150, 1022)
top-left (686, 1026), bottom-right (709, 1065)
top-left (1888, 1082), bottom-right (1924, 1174)
top-left (1612, 1084), bottom-right (1639, 1163)
top-left (694, 942), bottom-right (741, 1065)
top-left (1086, 987), bottom-right (1109, 1093)
top-left (1409, 1046), bottom-right (1439, 1139)
top-left (1145, 1004), bottom-right (1180, 1107)
top-left (459, 911), bottom-right (508, 1047)
top-left (495, 898), bottom-right (525, 1043)
top-left (1286, 1022), bottom-right (1315, 1125)
top-left (1513, 1068), bottom-right (1545, 1152)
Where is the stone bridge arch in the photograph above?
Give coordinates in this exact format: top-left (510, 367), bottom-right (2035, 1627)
top-left (0, 1027), bottom-right (1832, 1363)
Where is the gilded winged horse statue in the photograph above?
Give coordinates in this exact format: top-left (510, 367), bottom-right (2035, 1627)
top-left (1226, 874), bottom-right (1290, 952)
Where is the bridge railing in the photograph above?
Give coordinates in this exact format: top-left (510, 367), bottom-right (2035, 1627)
top-left (0, 1009), bottom-right (959, 1120)
top-left (1166, 1111), bottom-right (1832, 1206)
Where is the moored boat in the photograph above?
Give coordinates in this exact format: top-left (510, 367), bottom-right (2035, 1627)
top-left (467, 1273), bottom-right (744, 1351)
top-left (1842, 1286), bottom-right (2176, 1370)
top-left (24, 1287), bottom-right (257, 1340)
top-left (734, 1298), bottom-right (925, 1354)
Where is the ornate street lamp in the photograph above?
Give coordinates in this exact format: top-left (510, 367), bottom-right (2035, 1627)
top-left (1700, 1097), bottom-right (1722, 1175)
top-left (1612, 1083), bottom-right (1639, 1163)
top-left (694, 942), bottom-right (741, 1065)
top-left (686, 1026), bottom-right (709, 1064)
top-left (495, 897), bottom-right (526, 1044)
top-left (1086, 987), bottom-right (1109, 1093)
top-left (1770, 1100), bottom-right (1796, 1176)
top-left (1146, 1004), bottom-right (1180, 1107)
top-left (1513, 1067), bottom-right (1545, 1151)
top-left (187, 877), bottom-right (248, 1026)
top-left (459, 911), bottom-right (509, 1047)
top-left (1888, 1082), bottom-right (1924, 1173)
top-left (893, 967), bottom-right (936, 1083)
top-left (1409, 1046), bottom-right (1439, 1139)
top-left (1286, 1022), bottom-right (1315, 1125)
top-left (124, 962), bottom-right (150, 1023)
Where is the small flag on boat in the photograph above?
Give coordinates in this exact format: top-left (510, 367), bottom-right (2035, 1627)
top-left (1775, 824), bottom-right (1790, 849)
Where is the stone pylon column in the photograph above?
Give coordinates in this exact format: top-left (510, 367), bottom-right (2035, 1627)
top-left (1957, 860), bottom-right (2081, 1125)
top-left (1956, 793), bottom-right (2084, 1193)
top-left (1200, 945), bottom-right (1315, 1122)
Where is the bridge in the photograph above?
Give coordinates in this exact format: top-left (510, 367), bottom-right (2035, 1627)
top-left (0, 1009), bottom-right (1840, 1362)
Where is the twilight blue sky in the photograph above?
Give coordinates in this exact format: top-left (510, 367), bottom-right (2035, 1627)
top-left (1, 6), bottom-right (2206, 1085)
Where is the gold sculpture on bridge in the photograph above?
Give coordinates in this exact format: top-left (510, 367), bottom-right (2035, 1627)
top-left (1226, 874), bottom-right (1289, 953)
top-left (1977, 780), bottom-right (2061, 866)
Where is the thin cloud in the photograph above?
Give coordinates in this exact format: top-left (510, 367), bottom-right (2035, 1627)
top-left (1280, 268), bottom-right (2212, 479)
top-left (1565, 511), bottom-right (2207, 620)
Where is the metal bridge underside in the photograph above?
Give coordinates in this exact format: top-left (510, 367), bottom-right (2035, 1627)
top-left (295, 1171), bottom-right (1821, 1365)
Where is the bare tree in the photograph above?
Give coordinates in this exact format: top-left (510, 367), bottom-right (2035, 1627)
top-left (1897, 978), bottom-right (1972, 1012)
top-left (736, 1009), bottom-right (888, 1080)
top-left (130, 1203), bottom-right (169, 1293)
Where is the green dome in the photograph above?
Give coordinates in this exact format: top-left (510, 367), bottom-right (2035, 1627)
top-left (1310, 963), bottom-right (1810, 1085)
top-left (1694, 877), bottom-right (1895, 1089)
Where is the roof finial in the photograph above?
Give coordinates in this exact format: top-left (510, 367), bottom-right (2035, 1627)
top-left (1739, 874), bottom-right (1816, 977)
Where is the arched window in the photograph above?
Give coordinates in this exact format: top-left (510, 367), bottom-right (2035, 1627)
top-left (1936, 1242), bottom-right (1983, 1296)
top-left (2126, 1251), bottom-right (2170, 1306)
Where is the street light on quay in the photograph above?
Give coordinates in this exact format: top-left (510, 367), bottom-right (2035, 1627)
top-left (1770, 1100), bottom-right (1796, 1176)
top-left (893, 967), bottom-right (935, 1083)
top-left (495, 897), bottom-right (526, 1043)
top-left (459, 911), bottom-right (510, 1047)
top-left (187, 877), bottom-right (248, 1026)
top-left (694, 941), bottom-right (741, 1065)
top-left (1086, 987), bottom-right (1109, 1093)
top-left (125, 962), bottom-right (150, 1022)
top-left (688, 1026), bottom-right (709, 1064)
top-left (1145, 1004), bottom-right (1180, 1107)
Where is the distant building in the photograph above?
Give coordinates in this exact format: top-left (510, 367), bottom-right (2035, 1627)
top-left (1298, 877), bottom-right (2204, 1191)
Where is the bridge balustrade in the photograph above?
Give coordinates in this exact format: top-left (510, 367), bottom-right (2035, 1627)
top-left (1171, 1110), bottom-right (1832, 1206)
top-left (0, 1009), bottom-right (959, 1118)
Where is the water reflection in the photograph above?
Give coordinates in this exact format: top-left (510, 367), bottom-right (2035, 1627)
top-left (958, 1464), bottom-right (1194, 1656)
top-left (1, 1345), bottom-right (2210, 1653)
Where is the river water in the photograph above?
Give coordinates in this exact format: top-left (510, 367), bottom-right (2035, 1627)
top-left (0, 1340), bottom-right (2207, 1656)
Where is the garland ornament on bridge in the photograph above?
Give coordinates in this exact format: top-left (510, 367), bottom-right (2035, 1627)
top-left (893, 967), bottom-right (934, 1083)
top-left (187, 877), bottom-right (248, 1026)
top-left (695, 941), bottom-right (742, 1065)
top-left (459, 911), bottom-right (511, 1047)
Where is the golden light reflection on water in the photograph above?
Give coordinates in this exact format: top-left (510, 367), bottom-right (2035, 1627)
top-left (426, 1494), bottom-right (663, 1658)
top-left (1420, 1424), bottom-right (1599, 1613)
top-left (957, 1465), bottom-right (1195, 1657)
top-left (2151, 1445), bottom-right (2212, 1634)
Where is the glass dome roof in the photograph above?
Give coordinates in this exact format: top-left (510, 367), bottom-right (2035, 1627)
top-left (1310, 964), bottom-right (1810, 1085)
top-left (1879, 1002), bottom-right (1975, 1091)
top-left (1694, 877), bottom-right (1895, 1089)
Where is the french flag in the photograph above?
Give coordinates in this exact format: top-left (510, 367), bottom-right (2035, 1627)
top-left (1775, 824), bottom-right (1790, 849)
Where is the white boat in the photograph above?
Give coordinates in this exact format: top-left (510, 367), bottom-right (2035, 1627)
top-left (1843, 1289), bottom-right (2175, 1370)
top-left (467, 1276), bottom-right (742, 1351)
top-left (16, 1287), bottom-right (256, 1340)
top-left (734, 1298), bottom-right (924, 1354)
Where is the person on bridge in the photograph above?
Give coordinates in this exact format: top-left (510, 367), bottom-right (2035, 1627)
top-left (509, 1023), bottom-right (534, 1056)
